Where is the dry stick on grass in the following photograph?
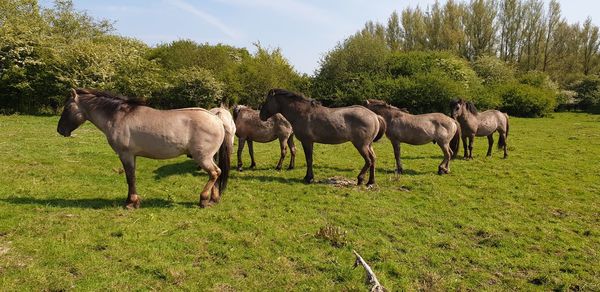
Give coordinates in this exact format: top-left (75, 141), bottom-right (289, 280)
top-left (353, 250), bottom-right (387, 292)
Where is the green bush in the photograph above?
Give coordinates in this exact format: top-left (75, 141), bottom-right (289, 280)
top-left (151, 67), bottom-right (223, 109)
top-left (498, 83), bottom-right (557, 117)
top-left (472, 55), bottom-right (516, 86)
top-left (568, 75), bottom-right (600, 109)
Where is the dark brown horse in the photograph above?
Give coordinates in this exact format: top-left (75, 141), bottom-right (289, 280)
top-left (450, 99), bottom-right (509, 159)
top-left (259, 89), bottom-right (386, 186)
top-left (57, 88), bottom-right (232, 208)
top-left (233, 105), bottom-right (295, 171)
top-left (365, 99), bottom-right (461, 175)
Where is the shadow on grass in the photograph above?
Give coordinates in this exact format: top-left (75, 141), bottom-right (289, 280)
top-left (153, 159), bottom-right (203, 180)
top-left (235, 174), bottom-right (305, 184)
top-left (0, 196), bottom-right (198, 209)
top-left (384, 169), bottom-right (430, 176)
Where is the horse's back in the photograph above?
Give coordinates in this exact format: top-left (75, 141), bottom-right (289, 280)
top-left (392, 112), bottom-right (455, 144)
top-left (477, 110), bottom-right (507, 135)
top-left (306, 105), bottom-right (380, 144)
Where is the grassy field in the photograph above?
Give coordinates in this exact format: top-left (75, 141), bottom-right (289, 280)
top-left (0, 112), bottom-right (598, 291)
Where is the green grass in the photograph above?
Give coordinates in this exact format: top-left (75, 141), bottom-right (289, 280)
top-left (0, 113), bottom-right (598, 291)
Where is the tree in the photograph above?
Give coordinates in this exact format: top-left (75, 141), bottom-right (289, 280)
top-left (386, 11), bottom-right (402, 51)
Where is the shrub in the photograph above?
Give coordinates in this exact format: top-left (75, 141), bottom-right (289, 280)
top-left (568, 75), bottom-right (600, 110)
top-left (497, 83), bottom-right (557, 117)
top-left (472, 55), bottom-right (516, 86)
top-left (151, 67), bottom-right (223, 109)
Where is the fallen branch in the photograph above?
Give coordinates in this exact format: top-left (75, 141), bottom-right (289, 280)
top-left (353, 250), bottom-right (386, 292)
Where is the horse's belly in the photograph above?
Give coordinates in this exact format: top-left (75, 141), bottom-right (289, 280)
top-left (130, 137), bottom-right (187, 159)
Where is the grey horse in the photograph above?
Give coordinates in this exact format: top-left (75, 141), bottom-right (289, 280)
top-left (259, 89), bottom-right (386, 186)
top-left (450, 99), bottom-right (509, 159)
top-left (57, 88), bottom-right (232, 209)
top-left (233, 105), bottom-right (296, 171)
top-left (365, 99), bottom-right (461, 175)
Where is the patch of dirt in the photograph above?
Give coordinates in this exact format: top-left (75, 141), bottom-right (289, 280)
top-left (0, 245), bottom-right (10, 256)
top-left (320, 176), bottom-right (357, 187)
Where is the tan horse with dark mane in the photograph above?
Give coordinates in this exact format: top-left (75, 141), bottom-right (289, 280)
top-left (233, 105), bottom-right (295, 171)
top-left (259, 89), bottom-right (386, 186)
top-left (450, 99), bottom-right (509, 159)
top-left (365, 99), bottom-right (461, 175)
top-left (57, 88), bottom-right (232, 208)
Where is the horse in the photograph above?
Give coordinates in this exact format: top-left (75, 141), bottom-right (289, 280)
top-left (232, 105), bottom-right (295, 171)
top-left (259, 89), bottom-right (386, 186)
top-left (365, 99), bottom-right (461, 175)
top-left (57, 88), bottom-right (232, 209)
top-left (450, 99), bottom-right (509, 159)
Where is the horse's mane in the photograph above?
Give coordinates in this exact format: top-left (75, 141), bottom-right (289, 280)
top-left (75, 88), bottom-right (144, 114)
top-left (450, 99), bottom-right (478, 114)
top-left (268, 88), bottom-right (321, 106)
top-left (232, 104), bottom-right (249, 120)
top-left (465, 101), bottom-right (478, 114)
top-left (366, 99), bottom-right (409, 113)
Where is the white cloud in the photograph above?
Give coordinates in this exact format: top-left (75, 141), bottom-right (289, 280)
top-left (213, 0), bottom-right (337, 26)
top-left (165, 0), bottom-right (241, 41)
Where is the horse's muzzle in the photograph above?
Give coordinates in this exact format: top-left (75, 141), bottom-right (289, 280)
top-left (57, 127), bottom-right (71, 137)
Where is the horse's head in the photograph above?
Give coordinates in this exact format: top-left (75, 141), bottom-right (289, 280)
top-left (364, 99), bottom-right (388, 114)
top-left (450, 99), bottom-right (465, 119)
top-left (450, 99), bottom-right (477, 119)
top-left (57, 89), bottom-right (86, 137)
top-left (259, 89), bottom-right (280, 121)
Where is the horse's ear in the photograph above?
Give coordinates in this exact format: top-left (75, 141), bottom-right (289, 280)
top-left (71, 88), bottom-right (78, 102)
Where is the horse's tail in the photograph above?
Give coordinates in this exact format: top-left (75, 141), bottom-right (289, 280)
top-left (216, 125), bottom-right (233, 194)
top-left (374, 115), bottom-right (387, 142)
top-left (498, 113), bottom-right (509, 149)
top-left (450, 120), bottom-right (461, 159)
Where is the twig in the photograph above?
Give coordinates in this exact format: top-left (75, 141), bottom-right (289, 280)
top-left (353, 250), bottom-right (386, 292)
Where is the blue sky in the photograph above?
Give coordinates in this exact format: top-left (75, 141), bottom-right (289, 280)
top-left (39, 0), bottom-right (599, 75)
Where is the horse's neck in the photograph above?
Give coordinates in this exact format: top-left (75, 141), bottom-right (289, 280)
top-left (79, 101), bottom-right (119, 135)
top-left (279, 100), bottom-right (312, 126)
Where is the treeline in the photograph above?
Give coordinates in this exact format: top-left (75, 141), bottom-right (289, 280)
top-left (312, 0), bottom-right (600, 116)
top-left (1, 0), bottom-right (599, 116)
top-left (0, 0), bottom-right (308, 114)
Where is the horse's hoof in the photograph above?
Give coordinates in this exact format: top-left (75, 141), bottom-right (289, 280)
top-left (303, 177), bottom-right (314, 184)
top-left (395, 169), bottom-right (403, 175)
top-left (287, 166), bottom-right (294, 170)
top-left (199, 200), bottom-right (213, 208)
top-left (250, 164), bottom-right (256, 169)
top-left (366, 183), bottom-right (375, 189)
top-left (503, 155), bottom-right (508, 159)
top-left (124, 195), bottom-right (141, 209)
top-left (275, 166), bottom-right (282, 171)
top-left (437, 169), bottom-right (444, 175)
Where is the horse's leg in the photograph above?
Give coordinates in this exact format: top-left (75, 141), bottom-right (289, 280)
top-left (287, 134), bottom-right (296, 170)
top-left (248, 140), bottom-right (256, 169)
top-left (437, 143), bottom-right (451, 175)
top-left (355, 143), bottom-right (372, 186)
top-left (391, 139), bottom-right (403, 174)
top-left (301, 141), bottom-right (314, 183)
top-left (119, 154), bottom-right (140, 209)
top-left (196, 156), bottom-right (221, 208)
top-left (237, 137), bottom-right (246, 171)
top-left (503, 132), bottom-right (508, 159)
top-left (462, 135), bottom-right (469, 160)
top-left (367, 144), bottom-right (376, 186)
top-left (275, 137), bottom-right (287, 170)
top-left (468, 135), bottom-right (474, 159)
top-left (486, 134), bottom-right (494, 157)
